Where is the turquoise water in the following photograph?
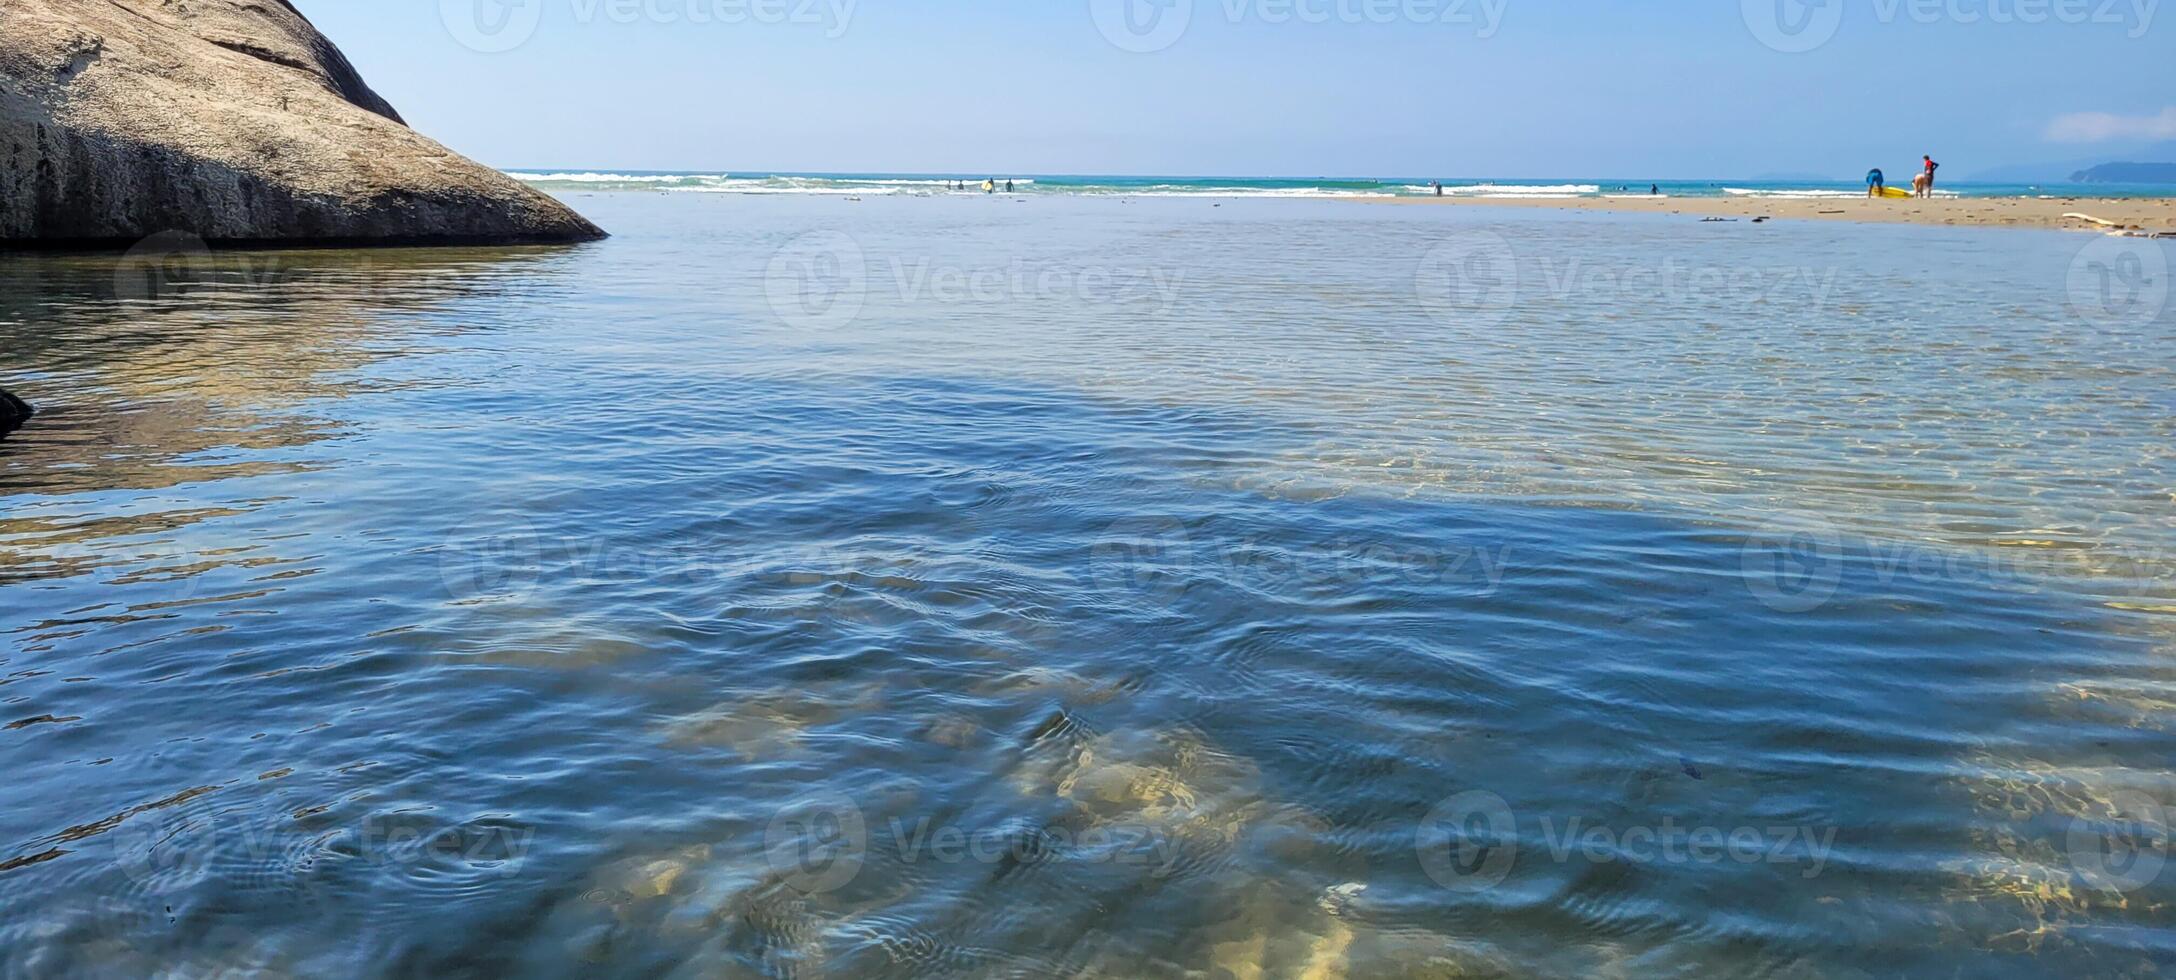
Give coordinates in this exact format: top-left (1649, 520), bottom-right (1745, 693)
top-left (2, 194), bottom-right (2174, 976)
top-left (509, 170), bottom-right (2176, 200)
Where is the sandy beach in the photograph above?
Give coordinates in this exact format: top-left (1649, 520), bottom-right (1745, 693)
top-left (1372, 193), bottom-right (2176, 232)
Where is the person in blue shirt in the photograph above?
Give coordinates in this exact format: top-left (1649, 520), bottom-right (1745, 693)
top-left (1867, 168), bottom-right (1885, 197)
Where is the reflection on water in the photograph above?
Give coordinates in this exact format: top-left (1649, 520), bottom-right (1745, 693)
top-left (1, 195), bottom-right (2173, 976)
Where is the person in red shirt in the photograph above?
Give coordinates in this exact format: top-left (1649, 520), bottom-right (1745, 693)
top-left (1918, 155), bottom-right (1940, 198)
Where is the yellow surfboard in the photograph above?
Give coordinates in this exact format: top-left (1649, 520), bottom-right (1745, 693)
top-left (1879, 184), bottom-right (1912, 199)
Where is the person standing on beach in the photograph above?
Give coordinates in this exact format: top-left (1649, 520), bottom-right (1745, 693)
top-left (1920, 156), bottom-right (1939, 198)
top-left (1867, 168), bottom-right (1885, 197)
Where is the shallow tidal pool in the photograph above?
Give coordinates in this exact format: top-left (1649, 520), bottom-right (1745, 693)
top-left (2, 194), bottom-right (2173, 976)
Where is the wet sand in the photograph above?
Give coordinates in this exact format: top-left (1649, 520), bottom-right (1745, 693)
top-left (1371, 193), bottom-right (2176, 232)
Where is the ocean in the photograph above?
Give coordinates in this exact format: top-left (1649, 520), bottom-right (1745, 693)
top-left (2, 191), bottom-right (2173, 976)
top-left (510, 169), bottom-right (2176, 200)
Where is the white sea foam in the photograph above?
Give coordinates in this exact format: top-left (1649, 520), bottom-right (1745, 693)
top-left (511, 172), bottom-right (1048, 196)
top-left (1722, 188), bottom-right (1860, 199)
top-left (1437, 183), bottom-right (1602, 197)
top-left (511, 172), bottom-right (1590, 199)
top-left (1394, 183), bottom-right (1599, 199)
top-left (1108, 186), bottom-right (1383, 199)
top-left (1724, 187), bottom-right (1962, 199)
top-left (510, 171), bottom-right (735, 184)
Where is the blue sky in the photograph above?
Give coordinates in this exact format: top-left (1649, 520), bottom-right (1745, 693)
top-left (296, 1), bottom-right (2174, 179)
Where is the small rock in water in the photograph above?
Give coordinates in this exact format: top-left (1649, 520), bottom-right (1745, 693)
top-left (1679, 755), bottom-right (1705, 780)
top-left (0, 388), bottom-right (32, 440)
top-left (1318, 882), bottom-right (1368, 916)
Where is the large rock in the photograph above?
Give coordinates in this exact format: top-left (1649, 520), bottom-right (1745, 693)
top-left (0, 388), bottom-right (30, 440)
top-left (0, 0), bottom-right (603, 245)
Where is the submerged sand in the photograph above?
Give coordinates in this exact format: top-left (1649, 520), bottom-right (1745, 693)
top-left (1371, 193), bottom-right (2176, 232)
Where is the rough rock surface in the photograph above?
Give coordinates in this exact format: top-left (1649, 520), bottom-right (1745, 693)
top-left (0, 387), bottom-right (30, 439)
top-left (0, 0), bottom-right (603, 245)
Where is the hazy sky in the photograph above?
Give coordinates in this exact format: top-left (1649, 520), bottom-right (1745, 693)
top-left (296, 1), bottom-right (2174, 178)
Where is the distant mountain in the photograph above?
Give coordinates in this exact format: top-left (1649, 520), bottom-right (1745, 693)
top-left (1970, 160), bottom-right (2092, 183)
top-left (1968, 141), bottom-right (2176, 183)
top-left (2069, 162), bottom-right (2176, 184)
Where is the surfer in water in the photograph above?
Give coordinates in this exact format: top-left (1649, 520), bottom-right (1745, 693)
top-left (1432, 180), bottom-right (1443, 197)
top-left (1867, 168), bottom-right (1885, 197)
top-left (1005, 180), bottom-right (1015, 193)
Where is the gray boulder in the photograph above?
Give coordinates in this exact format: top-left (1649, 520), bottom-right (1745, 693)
top-left (0, 388), bottom-right (29, 440)
top-left (0, 0), bottom-right (603, 245)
